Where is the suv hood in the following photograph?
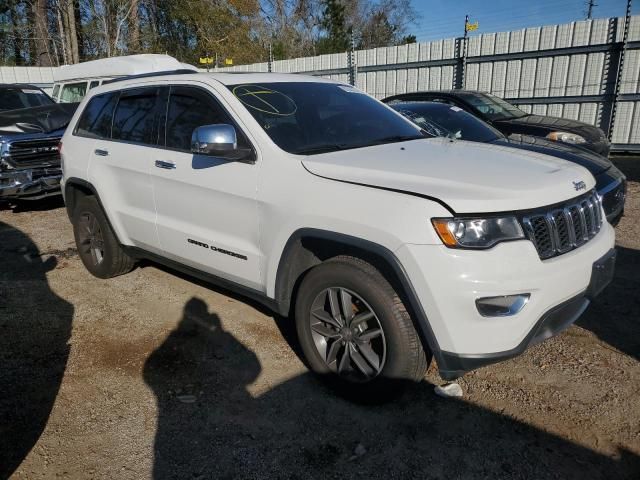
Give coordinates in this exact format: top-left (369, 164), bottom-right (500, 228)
top-left (0, 103), bottom-right (79, 135)
top-left (301, 138), bottom-right (595, 214)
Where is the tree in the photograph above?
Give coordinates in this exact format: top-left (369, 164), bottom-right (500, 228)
top-left (31, 0), bottom-right (53, 65)
top-left (0, 0), bottom-right (418, 67)
top-left (317, 0), bottom-right (348, 54)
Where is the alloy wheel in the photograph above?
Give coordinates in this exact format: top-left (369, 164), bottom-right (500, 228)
top-left (78, 212), bottom-right (105, 266)
top-left (309, 287), bottom-right (386, 382)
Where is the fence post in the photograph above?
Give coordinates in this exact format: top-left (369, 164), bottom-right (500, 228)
top-left (348, 29), bottom-right (357, 87)
top-left (268, 43), bottom-right (273, 73)
top-left (607, 0), bottom-right (633, 142)
top-left (454, 15), bottom-right (469, 89)
top-left (453, 37), bottom-right (466, 89)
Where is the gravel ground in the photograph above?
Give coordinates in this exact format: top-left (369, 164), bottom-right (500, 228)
top-left (0, 157), bottom-right (639, 479)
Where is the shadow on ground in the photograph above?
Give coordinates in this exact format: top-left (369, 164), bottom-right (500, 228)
top-left (578, 246), bottom-right (640, 361)
top-left (144, 297), bottom-right (640, 480)
top-left (0, 220), bottom-right (73, 479)
top-left (0, 195), bottom-right (65, 213)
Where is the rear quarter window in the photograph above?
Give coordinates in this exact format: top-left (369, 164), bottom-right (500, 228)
top-left (74, 92), bottom-right (119, 139)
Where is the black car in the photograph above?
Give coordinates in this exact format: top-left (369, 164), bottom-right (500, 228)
top-left (390, 101), bottom-right (626, 224)
top-left (383, 91), bottom-right (611, 157)
top-left (0, 83), bottom-right (54, 112)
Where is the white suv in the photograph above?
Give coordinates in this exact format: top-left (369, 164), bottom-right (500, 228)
top-left (61, 73), bottom-right (616, 393)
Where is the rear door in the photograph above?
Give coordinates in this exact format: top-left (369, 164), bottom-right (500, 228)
top-left (148, 85), bottom-right (262, 289)
top-left (86, 86), bottom-right (164, 252)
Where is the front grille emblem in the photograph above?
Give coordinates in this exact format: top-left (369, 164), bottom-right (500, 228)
top-left (573, 180), bottom-right (587, 191)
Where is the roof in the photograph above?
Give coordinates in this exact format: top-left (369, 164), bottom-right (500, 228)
top-left (203, 72), bottom-right (339, 85)
top-left (53, 54), bottom-right (198, 82)
top-left (97, 71), bottom-right (340, 88)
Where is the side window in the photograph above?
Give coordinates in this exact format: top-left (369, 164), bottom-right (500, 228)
top-left (60, 82), bottom-right (88, 102)
top-left (89, 80), bottom-right (100, 90)
top-left (52, 84), bottom-right (60, 101)
top-left (112, 88), bottom-right (159, 144)
top-left (75, 92), bottom-right (119, 139)
top-left (165, 86), bottom-right (248, 151)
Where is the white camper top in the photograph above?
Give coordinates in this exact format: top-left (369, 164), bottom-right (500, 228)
top-left (53, 54), bottom-right (197, 82)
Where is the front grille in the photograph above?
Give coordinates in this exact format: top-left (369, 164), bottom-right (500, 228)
top-left (601, 181), bottom-right (626, 219)
top-left (522, 191), bottom-right (603, 260)
top-left (5, 138), bottom-right (61, 168)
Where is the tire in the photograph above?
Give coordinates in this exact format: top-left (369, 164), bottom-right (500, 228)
top-left (72, 195), bottom-right (135, 279)
top-left (294, 255), bottom-right (430, 400)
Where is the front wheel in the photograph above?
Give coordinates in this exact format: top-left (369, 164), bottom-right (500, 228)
top-left (295, 256), bottom-right (430, 398)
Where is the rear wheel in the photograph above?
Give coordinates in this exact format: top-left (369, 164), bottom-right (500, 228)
top-left (295, 256), bottom-right (429, 399)
top-left (72, 195), bottom-right (135, 279)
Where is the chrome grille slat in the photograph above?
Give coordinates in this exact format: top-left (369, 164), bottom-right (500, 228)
top-left (5, 138), bottom-right (61, 168)
top-left (522, 191), bottom-right (603, 260)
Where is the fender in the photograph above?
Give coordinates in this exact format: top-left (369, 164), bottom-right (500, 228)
top-left (274, 228), bottom-right (445, 368)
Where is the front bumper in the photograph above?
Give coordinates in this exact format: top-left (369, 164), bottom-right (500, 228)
top-left (396, 221), bottom-right (615, 379)
top-left (0, 168), bottom-right (62, 200)
top-left (437, 248), bottom-right (616, 379)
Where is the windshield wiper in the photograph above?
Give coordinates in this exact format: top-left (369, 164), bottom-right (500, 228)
top-left (362, 134), bottom-right (425, 147)
top-left (293, 144), bottom-right (352, 155)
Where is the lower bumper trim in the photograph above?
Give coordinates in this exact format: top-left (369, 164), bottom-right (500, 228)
top-left (438, 294), bottom-right (589, 380)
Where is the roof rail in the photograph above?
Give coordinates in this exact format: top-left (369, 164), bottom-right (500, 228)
top-left (103, 69), bottom-right (198, 85)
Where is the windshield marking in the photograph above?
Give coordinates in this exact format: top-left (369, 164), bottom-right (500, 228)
top-left (232, 84), bottom-right (297, 116)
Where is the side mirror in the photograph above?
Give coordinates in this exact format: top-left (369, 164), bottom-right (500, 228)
top-left (191, 124), bottom-right (237, 155)
top-left (190, 124), bottom-right (254, 163)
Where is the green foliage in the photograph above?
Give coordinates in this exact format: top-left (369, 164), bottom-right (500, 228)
top-left (317, 0), bottom-right (349, 54)
top-left (0, 0), bottom-right (417, 66)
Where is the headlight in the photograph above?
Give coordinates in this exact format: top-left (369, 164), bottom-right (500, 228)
top-left (546, 131), bottom-right (587, 144)
top-left (432, 216), bottom-right (524, 249)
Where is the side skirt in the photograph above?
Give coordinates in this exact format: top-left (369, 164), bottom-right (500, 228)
top-left (122, 246), bottom-right (285, 315)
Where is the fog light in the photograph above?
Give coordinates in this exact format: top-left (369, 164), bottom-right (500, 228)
top-left (476, 294), bottom-right (530, 317)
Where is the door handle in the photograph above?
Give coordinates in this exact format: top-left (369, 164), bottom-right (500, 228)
top-left (155, 160), bottom-right (176, 170)
top-left (94, 149), bottom-right (109, 156)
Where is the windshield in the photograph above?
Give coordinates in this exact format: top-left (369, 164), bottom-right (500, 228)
top-left (0, 87), bottom-right (53, 111)
top-left (392, 102), bottom-right (504, 143)
top-left (458, 92), bottom-right (528, 121)
top-left (228, 82), bottom-right (424, 154)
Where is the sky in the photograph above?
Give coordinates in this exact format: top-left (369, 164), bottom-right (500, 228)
top-left (410, 0), bottom-right (640, 42)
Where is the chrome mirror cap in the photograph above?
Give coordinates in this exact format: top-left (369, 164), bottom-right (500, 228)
top-left (191, 124), bottom-right (237, 155)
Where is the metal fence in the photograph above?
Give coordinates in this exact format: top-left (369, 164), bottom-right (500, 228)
top-left (2, 15), bottom-right (639, 151)
top-left (222, 15), bottom-right (640, 152)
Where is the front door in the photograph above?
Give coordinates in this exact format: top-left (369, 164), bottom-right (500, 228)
top-left (149, 85), bottom-right (262, 290)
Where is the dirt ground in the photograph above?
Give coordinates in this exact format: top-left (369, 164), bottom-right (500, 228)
top-left (1, 157), bottom-right (639, 480)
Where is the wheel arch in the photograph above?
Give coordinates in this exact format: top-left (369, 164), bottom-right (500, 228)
top-left (64, 178), bottom-right (124, 247)
top-left (273, 228), bottom-right (442, 361)
top-left (64, 177), bottom-right (99, 219)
